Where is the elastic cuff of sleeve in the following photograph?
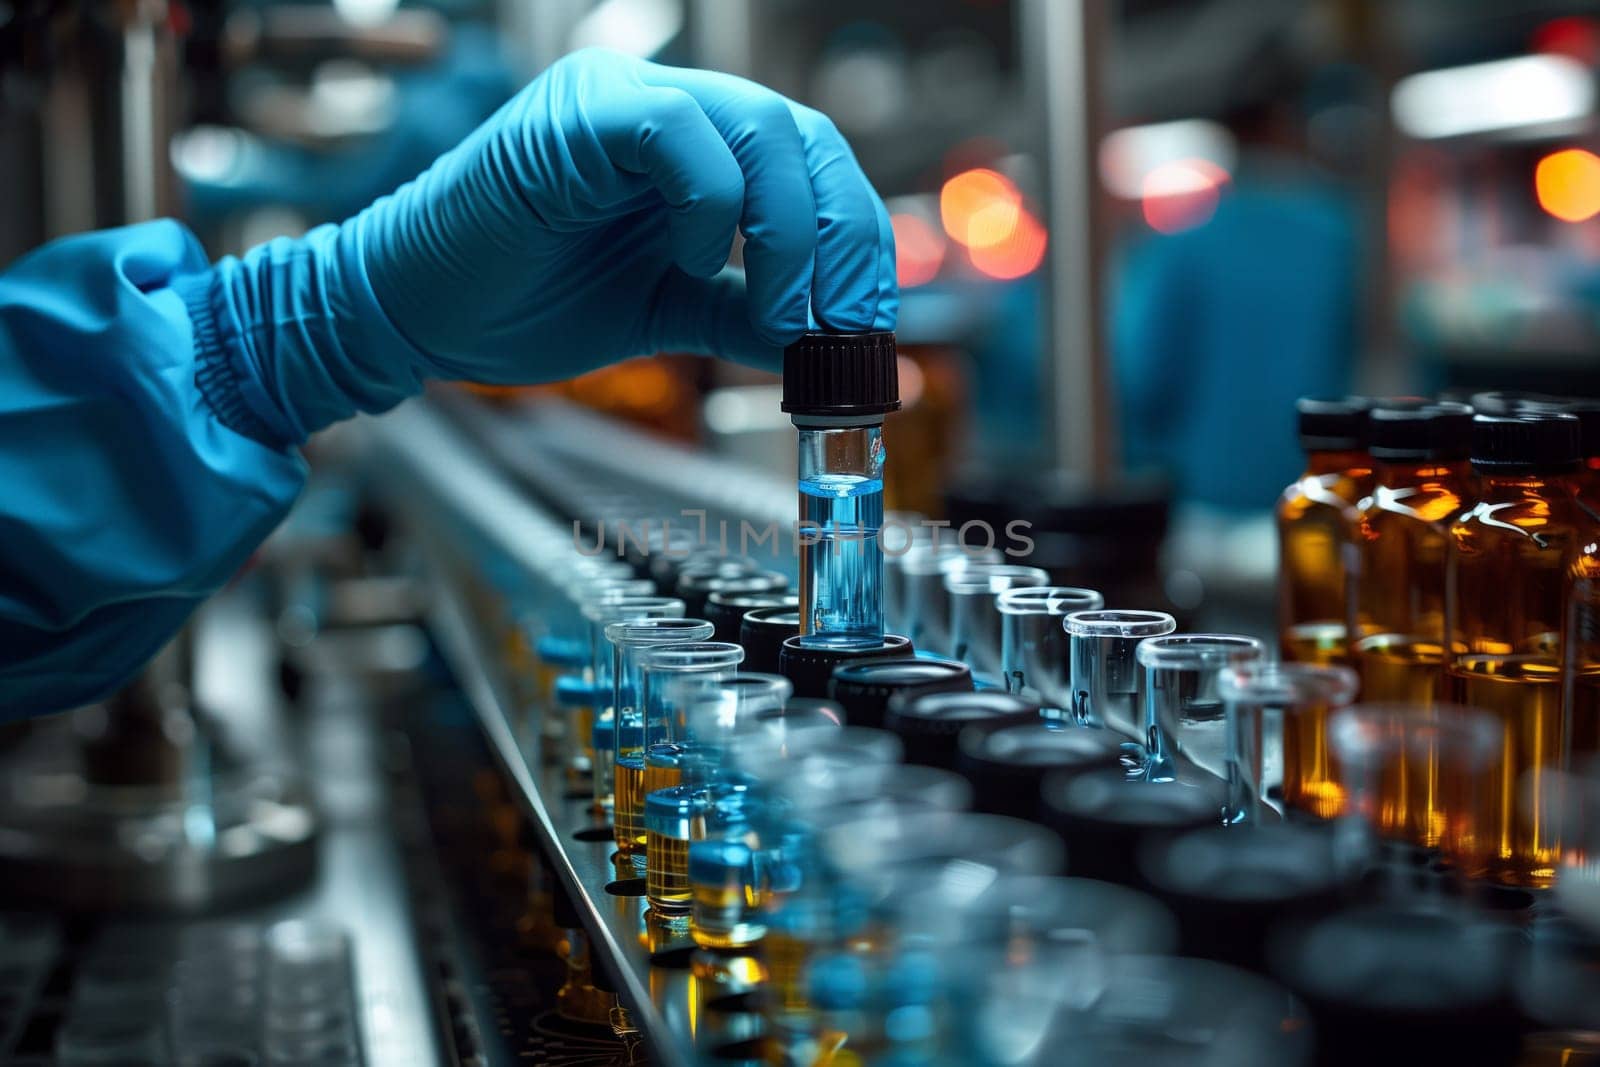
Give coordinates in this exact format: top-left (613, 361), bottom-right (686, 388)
top-left (329, 216), bottom-right (435, 394)
top-left (176, 272), bottom-right (290, 449)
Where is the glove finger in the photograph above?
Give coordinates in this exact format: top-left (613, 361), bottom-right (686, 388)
top-left (786, 103), bottom-right (898, 332)
top-left (637, 64), bottom-right (818, 347)
top-left (590, 83), bottom-right (745, 278)
top-left (646, 267), bottom-right (783, 373)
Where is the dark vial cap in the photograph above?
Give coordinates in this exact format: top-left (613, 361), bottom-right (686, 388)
top-left (1562, 396), bottom-right (1600, 460)
top-left (1039, 772), bottom-right (1222, 888)
top-left (780, 331), bottom-right (900, 422)
top-left (1296, 396), bottom-right (1371, 453)
top-left (1269, 907), bottom-right (1519, 1066)
top-left (778, 633), bottom-right (915, 699)
top-left (706, 590), bottom-right (798, 645)
top-left (1049, 956), bottom-right (1312, 1067)
top-left (1367, 401), bottom-right (1474, 463)
top-left (1138, 823), bottom-right (1350, 973)
top-left (827, 656), bottom-right (973, 730)
top-left (740, 606), bottom-right (802, 675)
top-left (1470, 412), bottom-right (1581, 474)
top-left (885, 690), bottom-right (1041, 770)
top-left (678, 570), bottom-right (787, 625)
top-left (956, 721), bottom-right (1124, 820)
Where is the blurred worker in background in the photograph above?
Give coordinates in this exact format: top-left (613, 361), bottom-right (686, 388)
top-left (183, 24), bottom-right (518, 232)
top-left (1112, 47), bottom-right (1359, 512)
top-left (0, 48), bottom-right (898, 715)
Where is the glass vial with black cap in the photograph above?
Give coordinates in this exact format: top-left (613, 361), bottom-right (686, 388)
top-left (1350, 401), bottom-right (1473, 705)
top-left (1277, 396), bottom-right (1372, 666)
top-left (1447, 411), bottom-right (1583, 887)
top-left (781, 331), bottom-right (900, 649)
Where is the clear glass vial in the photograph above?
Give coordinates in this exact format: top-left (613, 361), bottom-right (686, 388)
top-left (781, 331), bottom-right (901, 650)
top-left (1064, 610), bottom-right (1176, 739)
top-left (944, 563), bottom-right (1050, 685)
top-left (1136, 634), bottom-right (1266, 783)
top-left (998, 586), bottom-right (1104, 717)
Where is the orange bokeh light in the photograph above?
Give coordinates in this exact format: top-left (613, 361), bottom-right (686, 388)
top-left (968, 208), bottom-right (1048, 279)
top-left (1141, 159), bottom-right (1227, 234)
top-left (1535, 148), bottom-right (1600, 223)
top-left (891, 213), bottom-right (947, 287)
top-left (941, 168), bottom-right (1023, 249)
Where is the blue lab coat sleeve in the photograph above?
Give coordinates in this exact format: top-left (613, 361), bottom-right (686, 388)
top-left (0, 220), bottom-right (310, 716)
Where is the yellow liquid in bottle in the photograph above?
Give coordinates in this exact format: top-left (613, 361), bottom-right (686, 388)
top-left (1277, 451), bottom-right (1371, 665)
top-left (1449, 470), bottom-right (1585, 888)
top-left (1447, 655), bottom-right (1564, 886)
top-left (1281, 698), bottom-right (1345, 819)
top-left (1355, 635), bottom-right (1450, 705)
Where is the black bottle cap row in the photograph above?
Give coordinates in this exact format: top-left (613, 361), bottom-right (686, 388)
top-left (1367, 401), bottom-right (1473, 462)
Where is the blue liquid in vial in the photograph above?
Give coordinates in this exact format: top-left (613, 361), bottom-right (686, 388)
top-left (798, 473), bottom-right (884, 648)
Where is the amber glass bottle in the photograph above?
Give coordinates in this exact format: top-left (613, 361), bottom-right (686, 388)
top-left (1448, 412), bottom-right (1584, 887)
top-left (1351, 402), bottom-right (1474, 705)
top-left (1278, 397), bottom-right (1373, 665)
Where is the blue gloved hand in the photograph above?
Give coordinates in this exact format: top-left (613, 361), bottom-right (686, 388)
top-left (191, 48), bottom-right (897, 447)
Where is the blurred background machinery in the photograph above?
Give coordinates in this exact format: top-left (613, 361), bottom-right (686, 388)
top-left (4, 0), bottom-right (1600, 1063)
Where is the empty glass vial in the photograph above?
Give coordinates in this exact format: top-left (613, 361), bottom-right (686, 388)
top-left (1220, 661), bottom-right (1359, 824)
top-left (694, 672), bottom-right (795, 754)
top-left (998, 586), bottom-right (1104, 717)
top-left (1448, 412), bottom-right (1585, 887)
top-left (1137, 634), bottom-right (1266, 783)
top-left (901, 544), bottom-right (1005, 657)
top-left (1350, 401), bottom-right (1473, 705)
top-left (1327, 702), bottom-right (1500, 877)
top-left (1278, 396), bottom-right (1373, 665)
top-left (944, 563), bottom-right (1050, 685)
top-left (1065, 610), bottom-right (1177, 739)
top-left (606, 618), bottom-right (715, 861)
top-left (640, 642), bottom-right (747, 759)
top-left (781, 331), bottom-right (900, 649)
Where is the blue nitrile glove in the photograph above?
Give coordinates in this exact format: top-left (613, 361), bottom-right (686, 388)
top-left (189, 47), bottom-right (898, 448)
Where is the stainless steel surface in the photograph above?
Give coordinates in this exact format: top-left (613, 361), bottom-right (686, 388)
top-left (0, 720), bottom-right (319, 913)
top-left (1022, 0), bottom-right (1118, 483)
top-left (200, 594), bottom-right (444, 1066)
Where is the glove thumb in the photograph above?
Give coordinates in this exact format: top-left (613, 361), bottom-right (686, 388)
top-left (645, 268), bottom-right (783, 374)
